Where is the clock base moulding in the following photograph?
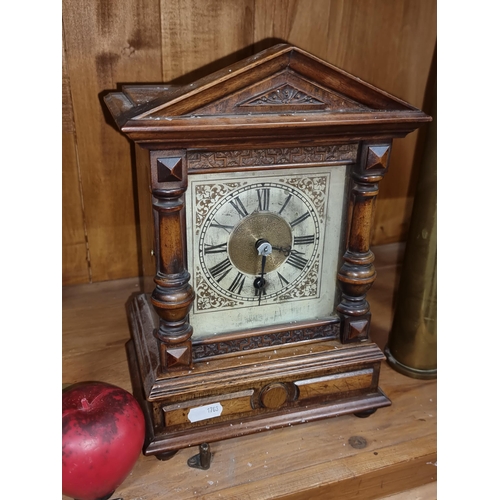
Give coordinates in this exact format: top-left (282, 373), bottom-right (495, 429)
top-left (126, 293), bottom-right (390, 458)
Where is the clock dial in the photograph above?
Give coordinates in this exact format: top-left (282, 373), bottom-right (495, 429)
top-left (199, 182), bottom-right (320, 303)
top-left (186, 166), bottom-right (347, 338)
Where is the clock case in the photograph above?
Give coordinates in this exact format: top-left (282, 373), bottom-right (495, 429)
top-left (104, 44), bottom-right (430, 459)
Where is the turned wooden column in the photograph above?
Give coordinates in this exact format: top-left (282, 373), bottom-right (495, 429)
top-left (148, 150), bottom-right (195, 372)
top-left (337, 142), bottom-right (392, 343)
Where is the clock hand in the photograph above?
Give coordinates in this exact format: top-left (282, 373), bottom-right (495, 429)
top-left (273, 245), bottom-right (308, 257)
top-left (254, 239), bottom-right (272, 305)
top-left (258, 254), bottom-right (267, 305)
top-left (272, 245), bottom-right (292, 256)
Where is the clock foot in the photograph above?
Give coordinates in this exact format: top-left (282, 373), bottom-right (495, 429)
top-left (187, 443), bottom-right (213, 470)
top-left (353, 408), bottom-right (377, 419)
top-left (155, 450), bottom-right (178, 461)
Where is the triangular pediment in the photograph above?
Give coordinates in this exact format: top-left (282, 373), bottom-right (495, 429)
top-left (105, 44), bottom-right (421, 126)
top-left (104, 44), bottom-right (431, 144)
top-left (191, 68), bottom-right (368, 115)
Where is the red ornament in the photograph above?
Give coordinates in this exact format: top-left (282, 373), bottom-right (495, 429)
top-left (62, 382), bottom-right (145, 500)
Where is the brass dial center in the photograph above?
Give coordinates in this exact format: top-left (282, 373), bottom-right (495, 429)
top-left (228, 212), bottom-right (292, 276)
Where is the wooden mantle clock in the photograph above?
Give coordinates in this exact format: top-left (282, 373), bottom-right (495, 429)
top-left (104, 44), bottom-right (430, 461)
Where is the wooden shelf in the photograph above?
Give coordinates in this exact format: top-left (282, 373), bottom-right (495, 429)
top-left (62, 243), bottom-right (436, 499)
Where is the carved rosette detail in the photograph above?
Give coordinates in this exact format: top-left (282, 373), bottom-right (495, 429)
top-left (187, 144), bottom-right (357, 171)
top-left (240, 84), bottom-right (324, 106)
top-left (192, 322), bottom-right (340, 360)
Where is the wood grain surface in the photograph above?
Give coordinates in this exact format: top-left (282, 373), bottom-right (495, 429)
top-left (160, 0), bottom-right (255, 83)
top-left (62, 0), bottom-right (163, 283)
top-left (62, 28), bottom-right (90, 285)
top-left (62, 0), bottom-right (436, 284)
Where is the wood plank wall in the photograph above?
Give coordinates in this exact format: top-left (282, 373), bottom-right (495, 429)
top-left (62, 0), bottom-right (436, 285)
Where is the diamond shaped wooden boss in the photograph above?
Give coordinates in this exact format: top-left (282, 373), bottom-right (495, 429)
top-left (366, 145), bottom-right (390, 171)
top-left (157, 157), bottom-right (183, 183)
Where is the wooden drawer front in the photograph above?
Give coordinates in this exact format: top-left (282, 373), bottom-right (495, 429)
top-left (296, 368), bottom-right (374, 401)
top-left (162, 368), bottom-right (374, 430)
top-left (163, 390), bottom-right (254, 429)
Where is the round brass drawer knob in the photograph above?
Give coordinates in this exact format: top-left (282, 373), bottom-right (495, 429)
top-left (259, 383), bottom-right (288, 409)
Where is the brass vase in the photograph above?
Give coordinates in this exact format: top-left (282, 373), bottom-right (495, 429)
top-left (384, 83), bottom-right (437, 380)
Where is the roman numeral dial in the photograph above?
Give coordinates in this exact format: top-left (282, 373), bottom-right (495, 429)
top-left (257, 188), bottom-right (270, 211)
top-left (286, 250), bottom-right (309, 270)
top-left (209, 258), bottom-right (232, 282)
top-left (229, 196), bottom-right (249, 218)
top-left (198, 180), bottom-right (321, 303)
top-left (204, 242), bottom-right (228, 254)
